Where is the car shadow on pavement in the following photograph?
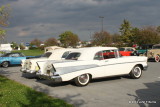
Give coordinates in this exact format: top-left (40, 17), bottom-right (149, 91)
top-left (36, 76), bottom-right (123, 87)
top-left (91, 76), bottom-right (122, 83)
top-left (21, 73), bottom-right (40, 79)
top-left (127, 81), bottom-right (160, 107)
top-left (36, 79), bottom-right (72, 87)
top-left (17, 84), bottom-right (86, 107)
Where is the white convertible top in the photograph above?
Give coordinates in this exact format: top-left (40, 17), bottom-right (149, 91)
top-left (69, 47), bottom-right (117, 60)
top-left (48, 48), bottom-right (76, 60)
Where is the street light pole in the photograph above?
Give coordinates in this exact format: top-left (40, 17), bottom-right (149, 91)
top-left (99, 16), bottom-right (104, 32)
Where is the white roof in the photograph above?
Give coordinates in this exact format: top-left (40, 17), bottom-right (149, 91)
top-left (69, 47), bottom-right (117, 60)
top-left (48, 48), bottom-right (76, 60)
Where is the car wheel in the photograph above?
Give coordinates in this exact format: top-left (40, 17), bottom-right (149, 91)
top-left (130, 65), bottom-right (142, 79)
top-left (74, 74), bottom-right (91, 86)
top-left (155, 55), bottom-right (160, 62)
top-left (2, 61), bottom-right (9, 68)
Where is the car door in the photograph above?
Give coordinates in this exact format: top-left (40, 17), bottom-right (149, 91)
top-left (10, 53), bottom-right (26, 64)
top-left (94, 50), bottom-right (131, 77)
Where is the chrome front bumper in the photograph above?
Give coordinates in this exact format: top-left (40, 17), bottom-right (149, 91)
top-left (143, 65), bottom-right (148, 71)
top-left (38, 74), bottom-right (62, 82)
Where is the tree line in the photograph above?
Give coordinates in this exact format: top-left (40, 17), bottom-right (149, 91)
top-left (12, 20), bottom-right (160, 50)
top-left (92, 20), bottom-right (160, 47)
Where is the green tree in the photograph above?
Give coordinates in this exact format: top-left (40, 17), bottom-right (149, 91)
top-left (110, 33), bottom-right (123, 47)
top-left (44, 37), bottom-right (58, 46)
top-left (11, 42), bottom-right (18, 49)
top-left (119, 19), bottom-right (133, 46)
top-left (30, 38), bottom-right (42, 48)
top-left (0, 5), bottom-right (10, 42)
top-left (59, 31), bottom-right (79, 48)
top-left (136, 27), bottom-right (160, 46)
top-left (19, 43), bottom-right (25, 50)
top-left (156, 26), bottom-right (160, 34)
top-left (92, 31), bottom-right (111, 46)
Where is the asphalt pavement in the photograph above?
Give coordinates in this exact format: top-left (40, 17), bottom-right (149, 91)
top-left (0, 62), bottom-right (160, 107)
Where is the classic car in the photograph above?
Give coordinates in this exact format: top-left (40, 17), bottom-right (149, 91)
top-left (20, 48), bottom-right (75, 74)
top-left (0, 52), bottom-right (36, 67)
top-left (118, 47), bottom-right (135, 56)
top-left (136, 44), bottom-right (153, 56)
top-left (147, 44), bottom-right (160, 62)
top-left (36, 47), bottom-right (148, 87)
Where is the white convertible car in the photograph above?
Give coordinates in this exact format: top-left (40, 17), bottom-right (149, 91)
top-left (37, 47), bottom-right (148, 86)
top-left (20, 48), bottom-right (75, 74)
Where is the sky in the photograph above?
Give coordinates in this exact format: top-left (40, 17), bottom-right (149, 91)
top-left (1, 0), bottom-right (160, 43)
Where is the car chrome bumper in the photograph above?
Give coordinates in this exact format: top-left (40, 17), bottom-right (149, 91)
top-left (20, 68), bottom-right (36, 74)
top-left (143, 65), bottom-right (148, 71)
top-left (20, 68), bottom-right (27, 72)
top-left (38, 75), bottom-right (62, 82)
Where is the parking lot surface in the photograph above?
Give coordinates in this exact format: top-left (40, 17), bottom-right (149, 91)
top-left (0, 62), bottom-right (160, 107)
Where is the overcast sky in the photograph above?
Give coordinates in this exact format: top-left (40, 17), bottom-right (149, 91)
top-left (1, 0), bottom-right (160, 43)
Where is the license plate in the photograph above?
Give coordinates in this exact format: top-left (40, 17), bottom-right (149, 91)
top-left (47, 70), bottom-right (50, 76)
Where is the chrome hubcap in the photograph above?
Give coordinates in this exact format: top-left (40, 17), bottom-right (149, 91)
top-left (134, 67), bottom-right (141, 77)
top-left (78, 74), bottom-right (89, 84)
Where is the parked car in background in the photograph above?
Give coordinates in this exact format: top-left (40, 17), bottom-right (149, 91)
top-left (136, 44), bottom-right (153, 56)
top-left (0, 52), bottom-right (36, 67)
top-left (118, 47), bottom-right (135, 56)
top-left (37, 47), bottom-right (148, 87)
top-left (147, 44), bottom-right (160, 62)
top-left (20, 48), bottom-right (75, 75)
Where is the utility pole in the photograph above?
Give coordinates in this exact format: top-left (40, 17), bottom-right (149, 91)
top-left (99, 16), bottom-right (104, 32)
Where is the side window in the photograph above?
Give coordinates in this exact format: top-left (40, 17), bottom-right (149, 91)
top-left (126, 48), bottom-right (130, 51)
top-left (19, 53), bottom-right (25, 57)
top-left (42, 52), bottom-right (52, 58)
top-left (65, 52), bottom-right (81, 60)
top-left (94, 50), bottom-right (118, 60)
top-left (62, 51), bottom-right (70, 58)
top-left (94, 51), bottom-right (103, 60)
top-left (10, 53), bottom-right (20, 57)
top-left (104, 50), bottom-right (116, 59)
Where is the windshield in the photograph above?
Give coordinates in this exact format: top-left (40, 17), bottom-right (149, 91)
top-left (118, 48), bottom-right (125, 51)
top-left (152, 46), bottom-right (160, 49)
top-left (41, 52), bottom-right (52, 58)
top-left (1, 53), bottom-right (10, 57)
top-left (65, 52), bottom-right (81, 60)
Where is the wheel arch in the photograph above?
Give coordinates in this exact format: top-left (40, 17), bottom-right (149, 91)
top-left (135, 64), bottom-right (143, 70)
top-left (2, 61), bottom-right (10, 64)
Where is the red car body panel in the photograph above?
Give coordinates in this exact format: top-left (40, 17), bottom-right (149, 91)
top-left (119, 51), bottom-right (132, 56)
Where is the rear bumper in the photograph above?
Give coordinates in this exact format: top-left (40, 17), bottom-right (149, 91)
top-left (20, 68), bottom-right (36, 74)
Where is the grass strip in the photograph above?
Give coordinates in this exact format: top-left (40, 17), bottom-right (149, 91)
top-left (0, 75), bottom-right (73, 107)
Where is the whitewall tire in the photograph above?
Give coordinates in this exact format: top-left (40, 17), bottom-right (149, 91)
top-left (74, 74), bottom-right (91, 86)
top-left (130, 65), bottom-right (142, 79)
